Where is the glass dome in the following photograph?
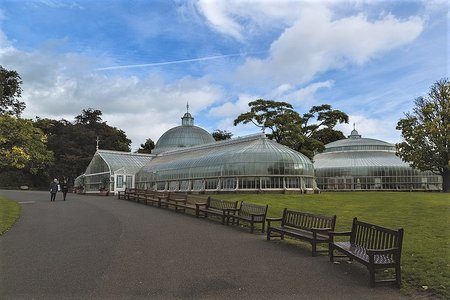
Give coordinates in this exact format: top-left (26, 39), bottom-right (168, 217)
top-left (314, 129), bottom-right (442, 190)
top-left (136, 133), bottom-right (315, 192)
top-left (153, 110), bottom-right (215, 154)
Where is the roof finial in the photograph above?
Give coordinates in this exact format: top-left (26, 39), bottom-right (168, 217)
top-left (96, 136), bottom-right (100, 151)
top-left (186, 102), bottom-right (189, 113)
top-left (353, 122), bottom-right (356, 130)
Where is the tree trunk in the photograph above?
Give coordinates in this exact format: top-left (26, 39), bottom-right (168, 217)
top-left (442, 169), bottom-right (450, 193)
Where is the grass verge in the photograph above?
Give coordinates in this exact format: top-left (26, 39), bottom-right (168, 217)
top-left (213, 192), bottom-right (449, 298)
top-left (0, 196), bottom-right (21, 235)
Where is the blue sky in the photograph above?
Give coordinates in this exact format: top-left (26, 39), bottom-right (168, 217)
top-left (0, 0), bottom-right (447, 150)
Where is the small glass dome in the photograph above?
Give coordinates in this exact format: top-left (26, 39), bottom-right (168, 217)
top-left (314, 128), bottom-right (442, 190)
top-left (153, 109), bottom-right (215, 154)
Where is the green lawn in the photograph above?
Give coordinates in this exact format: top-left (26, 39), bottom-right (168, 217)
top-left (0, 196), bottom-right (20, 235)
top-left (213, 192), bottom-right (450, 298)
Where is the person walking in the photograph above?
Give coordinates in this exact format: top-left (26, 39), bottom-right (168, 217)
top-left (49, 179), bottom-right (58, 202)
top-left (61, 179), bottom-right (69, 201)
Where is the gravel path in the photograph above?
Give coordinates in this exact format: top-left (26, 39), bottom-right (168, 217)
top-left (0, 190), bottom-right (405, 299)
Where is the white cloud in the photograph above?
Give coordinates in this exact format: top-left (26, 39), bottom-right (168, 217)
top-left (208, 93), bottom-right (256, 118)
top-left (269, 80), bottom-right (334, 105)
top-left (336, 114), bottom-right (400, 143)
top-left (196, 0), bottom-right (305, 39)
top-left (237, 6), bottom-right (423, 86)
top-left (0, 32), bottom-right (222, 150)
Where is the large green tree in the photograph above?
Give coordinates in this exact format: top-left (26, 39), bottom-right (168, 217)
top-left (234, 99), bottom-right (348, 159)
top-left (0, 115), bottom-right (53, 174)
top-left (35, 108), bottom-right (131, 185)
top-left (396, 78), bottom-right (450, 192)
top-left (0, 65), bottom-right (25, 116)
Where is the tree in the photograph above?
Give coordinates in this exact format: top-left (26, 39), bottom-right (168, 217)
top-left (396, 78), bottom-right (450, 192)
top-left (212, 129), bottom-right (233, 141)
top-left (0, 115), bottom-right (53, 174)
top-left (234, 99), bottom-right (348, 159)
top-left (0, 65), bottom-right (25, 116)
top-left (34, 109), bottom-right (132, 185)
top-left (137, 138), bottom-right (155, 154)
top-left (74, 108), bottom-right (103, 125)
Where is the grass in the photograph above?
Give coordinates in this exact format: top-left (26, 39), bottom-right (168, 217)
top-left (213, 192), bottom-right (450, 298)
top-left (0, 196), bottom-right (21, 235)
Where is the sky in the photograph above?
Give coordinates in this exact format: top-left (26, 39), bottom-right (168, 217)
top-left (0, 0), bottom-right (447, 151)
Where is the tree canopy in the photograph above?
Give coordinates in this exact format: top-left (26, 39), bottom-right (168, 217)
top-left (234, 99), bottom-right (348, 159)
top-left (0, 115), bottom-right (53, 174)
top-left (212, 129), bottom-right (233, 141)
top-left (396, 78), bottom-right (450, 192)
top-left (0, 65), bottom-right (25, 116)
top-left (137, 138), bottom-right (155, 154)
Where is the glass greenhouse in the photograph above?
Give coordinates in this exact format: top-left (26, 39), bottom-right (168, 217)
top-left (313, 129), bottom-right (442, 191)
top-left (136, 133), bottom-right (315, 192)
top-left (75, 150), bottom-right (154, 193)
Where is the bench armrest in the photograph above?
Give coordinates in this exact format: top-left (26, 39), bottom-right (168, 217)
top-left (366, 247), bottom-right (400, 256)
top-left (266, 217), bottom-right (282, 228)
top-left (328, 231), bottom-right (351, 242)
top-left (195, 202), bottom-right (207, 208)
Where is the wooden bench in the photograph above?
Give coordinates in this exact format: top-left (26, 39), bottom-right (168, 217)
top-left (144, 191), bottom-right (168, 207)
top-left (127, 188), bottom-right (147, 202)
top-left (118, 188), bottom-right (137, 200)
top-left (195, 197), bottom-right (238, 224)
top-left (136, 189), bottom-right (156, 205)
top-left (118, 188), bottom-right (132, 200)
top-left (230, 202), bottom-right (268, 233)
top-left (164, 193), bottom-right (196, 213)
top-left (329, 217), bottom-right (404, 287)
top-left (267, 209), bottom-right (336, 256)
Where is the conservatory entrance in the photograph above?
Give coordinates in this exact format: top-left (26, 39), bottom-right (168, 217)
top-left (114, 168), bottom-right (134, 195)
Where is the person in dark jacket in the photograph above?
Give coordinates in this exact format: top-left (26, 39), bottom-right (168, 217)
top-left (49, 179), bottom-right (58, 202)
top-left (61, 179), bottom-right (69, 201)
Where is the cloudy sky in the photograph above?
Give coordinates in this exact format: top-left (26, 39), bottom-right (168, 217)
top-left (0, 0), bottom-right (447, 150)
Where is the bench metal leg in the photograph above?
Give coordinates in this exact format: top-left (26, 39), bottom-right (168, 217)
top-left (369, 266), bottom-right (376, 288)
top-left (267, 229), bottom-right (271, 240)
top-left (395, 263), bottom-right (402, 287)
top-left (329, 244), bottom-right (334, 262)
top-left (311, 242), bottom-right (317, 257)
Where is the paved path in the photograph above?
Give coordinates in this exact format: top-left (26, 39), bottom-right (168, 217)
top-left (0, 190), bottom-right (405, 299)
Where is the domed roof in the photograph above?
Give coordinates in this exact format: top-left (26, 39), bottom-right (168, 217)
top-left (140, 133), bottom-right (314, 177)
top-left (314, 127), bottom-right (402, 169)
top-left (323, 126), bottom-right (394, 153)
top-left (153, 107), bottom-right (215, 154)
top-left (314, 150), bottom-right (409, 169)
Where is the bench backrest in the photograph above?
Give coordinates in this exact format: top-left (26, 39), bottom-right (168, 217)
top-left (238, 202), bottom-right (268, 219)
top-left (207, 197), bottom-right (238, 210)
top-left (282, 209), bottom-right (336, 231)
top-left (350, 218), bottom-right (404, 251)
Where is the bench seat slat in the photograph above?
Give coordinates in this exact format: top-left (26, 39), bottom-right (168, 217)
top-left (267, 208), bottom-right (336, 256)
top-left (333, 242), bottom-right (395, 265)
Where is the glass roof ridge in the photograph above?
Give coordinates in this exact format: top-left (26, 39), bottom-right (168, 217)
top-left (97, 149), bottom-right (155, 157)
top-left (158, 132), bottom-right (267, 156)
